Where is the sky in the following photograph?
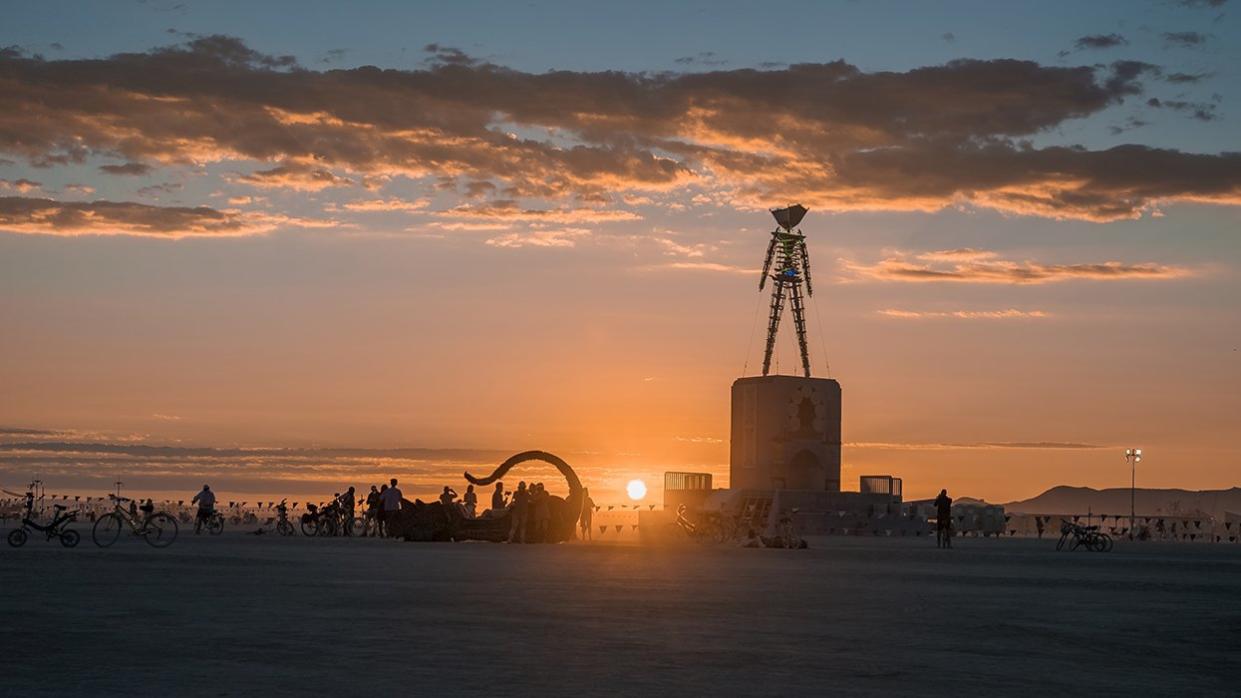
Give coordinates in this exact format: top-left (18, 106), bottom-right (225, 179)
top-left (1, 0), bottom-right (1239, 505)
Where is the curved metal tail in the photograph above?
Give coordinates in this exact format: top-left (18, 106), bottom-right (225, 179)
top-left (464, 450), bottom-right (583, 496)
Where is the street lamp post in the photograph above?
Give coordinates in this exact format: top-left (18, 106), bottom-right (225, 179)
top-left (1125, 448), bottom-right (1142, 540)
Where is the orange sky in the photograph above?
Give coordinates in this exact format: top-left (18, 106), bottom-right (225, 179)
top-left (2, 11), bottom-right (1240, 504)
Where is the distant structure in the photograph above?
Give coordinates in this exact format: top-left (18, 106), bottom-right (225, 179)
top-left (758, 204), bottom-right (814, 377)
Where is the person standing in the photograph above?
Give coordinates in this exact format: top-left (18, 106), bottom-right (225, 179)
top-left (192, 484), bottom-right (216, 535)
top-left (364, 485), bottom-right (381, 536)
top-left (463, 484), bottom-right (478, 519)
top-left (491, 482), bottom-right (507, 514)
top-left (532, 483), bottom-right (551, 543)
top-left (579, 487), bottom-right (595, 542)
top-left (507, 481), bottom-right (529, 543)
top-left (934, 489), bottom-right (953, 549)
top-left (380, 479), bottom-right (403, 537)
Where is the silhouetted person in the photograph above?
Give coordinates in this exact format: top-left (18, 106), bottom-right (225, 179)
top-left (491, 481), bottom-right (507, 514)
top-left (365, 485), bottom-right (381, 536)
top-left (1035, 516), bottom-right (1045, 539)
top-left (376, 484), bottom-right (389, 536)
top-left (463, 484), bottom-right (478, 518)
top-left (934, 489), bottom-right (953, 549)
top-left (508, 481), bottom-right (529, 543)
top-left (579, 487), bottom-right (594, 541)
top-left (439, 486), bottom-right (458, 518)
top-left (192, 484), bottom-right (216, 534)
top-left (532, 483), bottom-right (551, 542)
top-left (139, 498), bottom-right (154, 523)
top-left (380, 478), bottom-right (403, 537)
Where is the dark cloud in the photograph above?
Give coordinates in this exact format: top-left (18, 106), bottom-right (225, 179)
top-left (0, 37), bottom-right (1238, 221)
top-left (0, 196), bottom-right (286, 238)
top-left (1175, 0), bottom-right (1226, 7)
top-left (1162, 31), bottom-right (1211, 45)
top-left (99, 162), bottom-right (153, 175)
top-left (422, 43), bottom-right (479, 67)
top-left (321, 48), bottom-right (348, 65)
top-left (941, 32), bottom-right (956, 43)
top-left (1074, 33), bottom-right (1129, 50)
top-left (1165, 71), bottom-right (1212, 83)
top-left (1147, 97), bottom-right (1218, 121)
top-left (136, 181), bottom-right (183, 197)
top-left (674, 51), bottom-right (727, 66)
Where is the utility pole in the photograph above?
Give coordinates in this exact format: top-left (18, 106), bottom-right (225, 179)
top-left (1124, 448), bottom-right (1142, 540)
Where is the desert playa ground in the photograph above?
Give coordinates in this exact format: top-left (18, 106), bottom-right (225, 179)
top-left (2, 533), bottom-right (1238, 696)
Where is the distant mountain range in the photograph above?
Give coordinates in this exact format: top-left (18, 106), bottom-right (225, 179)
top-left (1003, 486), bottom-right (1241, 521)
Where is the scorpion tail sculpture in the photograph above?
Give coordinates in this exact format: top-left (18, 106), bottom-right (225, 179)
top-left (387, 450), bottom-right (586, 543)
top-left (464, 450), bottom-right (583, 495)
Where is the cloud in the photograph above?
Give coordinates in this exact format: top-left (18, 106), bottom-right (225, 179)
top-left (0, 37), bottom-right (1238, 221)
top-left (98, 162), bottom-right (152, 176)
top-left (0, 195), bottom-right (321, 238)
top-left (877, 308), bottom-right (1050, 320)
top-left (848, 440), bottom-right (1103, 450)
top-left (0, 177), bottom-right (42, 193)
top-left (485, 227), bottom-right (589, 248)
top-left (335, 197), bottom-right (429, 212)
top-left (657, 261), bottom-right (754, 273)
top-left (843, 249), bottom-right (1193, 284)
top-left (234, 162), bottom-right (353, 191)
top-left (1165, 71), bottom-right (1212, 84)
top-left (941, 32), bottom-right (956, 44)
top-left (436, 200), bottom-right (641, 224)
top-left (1146, 97), bottom-right (1217, 121)
top-left (1162, 31), bottom-right (1211, 46)
top-left (1062, 33), bottom-right (1128, 55)
top-left (1174, 0), bottom-right (1226, 7)
top-left (674, 52), bottom-right (727, 67)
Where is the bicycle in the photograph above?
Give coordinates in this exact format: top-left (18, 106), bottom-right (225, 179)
top-left (1056, 519), bottom-right (1113, 552)
top-left (7, 503), bottom-right (80, 548)
top-left (92, 495), bottom-right (179, 548)
top-left (275, 499), bottom-right (295, 536)
top-left (300, 503), bottom-right (336, 537)
top-left (195, 508), bottom-right (224, 536)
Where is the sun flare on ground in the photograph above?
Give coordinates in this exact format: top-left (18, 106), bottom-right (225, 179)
top-left (626, 479), bottom-right (647, 501)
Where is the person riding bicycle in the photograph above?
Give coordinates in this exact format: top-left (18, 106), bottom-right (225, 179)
top-left (192, 484), bottom-right (216, 534)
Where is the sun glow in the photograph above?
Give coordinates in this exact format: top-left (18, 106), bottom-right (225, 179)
top-left (626, 479), bottom-right (647, 501)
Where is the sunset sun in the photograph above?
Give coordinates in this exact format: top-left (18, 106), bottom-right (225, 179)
top-left (626, 479), bottom-right (647, 501)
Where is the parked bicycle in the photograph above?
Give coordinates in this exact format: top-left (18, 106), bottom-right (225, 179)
top-left (275, 499), bottom-right (295, 536)
top-left (1057, 519), bottom-right (1113, 552)
top-left (300, 500), bottom-right (363, 537)
top-left (300, 503), bottom-right (336, 537)
top-left (7, 502), bottom-right (80, 548)
top-left (92, 495), bottom-right (179, 548)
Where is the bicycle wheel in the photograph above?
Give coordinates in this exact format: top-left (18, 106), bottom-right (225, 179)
top-left (348, 516), bottom-right (366, 537)
top-left (143, 513), bottom-right (179, 548)
top-left (207, 515), bottom-right (224, 536)
top-left (1056, 533), bottom-right (1068, 551)
top-left (301, 519), bottom-right (318, 537)
top-left (318, 517), bottom-right (337, 537)
top-left (1097, 533), bottom-right (1113, 552)
top-left (7, 528), bottom-right (28, 547)
top-left (277, 520), bottom-right (294, 536)
top-left (59, 530), bottom-right (81, 548)
top-left (93, 513), bottom-right (123, 548)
